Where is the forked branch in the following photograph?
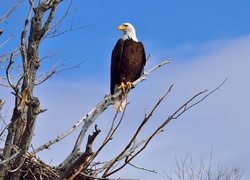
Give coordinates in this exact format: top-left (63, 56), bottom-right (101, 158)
top-left (58, 125), bottom-right (101, 180)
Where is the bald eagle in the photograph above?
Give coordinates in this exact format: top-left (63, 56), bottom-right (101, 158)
top-left (110, 23), bottom-right (146, 111)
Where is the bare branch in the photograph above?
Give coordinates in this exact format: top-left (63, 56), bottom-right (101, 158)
top-left (0, 33), bottom-right (14, 49)
top-left (19, 0), bottom-right (34, 70)
top-left (45, 25), bottom-right (89, 39)
top-left (34, 62), bottom-right (84, 85)
top-left (43, 0), bottom-right (88, 39)
top-left (0, 49), bottom-right (20, 64)
top-left (128, 162), bottom-right (157, 174)
top-left (146, 54), bottom-right (152, 62)
top-left (34, 70), bottom-right (56, 86)
top-left (6, 54), bottom-right (16, 90)
top-left (134, 58), bottom-right (171, 86)
top-left (0, 82), bottom-right (10, 87)
top-left (0, 0), bottom-right (24, 23)
top-left (35, 0), bottom-right (63, 41)
top-left (55, 62), bottom-right (84, 73)
top-left (0, 150), bottom-right (21, 165)
top-left (172, 78), bottom-right (228, 120)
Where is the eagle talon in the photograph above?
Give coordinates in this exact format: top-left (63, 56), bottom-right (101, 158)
top-left (126, 82), bottom-right (134, 91)
top-left (118, 82), bottom-right (127, 93)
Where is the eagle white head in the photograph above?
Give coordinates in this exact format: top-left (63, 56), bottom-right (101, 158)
top-left (118, 23), bottom-right (138, 42)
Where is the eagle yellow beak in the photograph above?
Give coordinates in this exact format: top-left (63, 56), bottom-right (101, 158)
top-left (118, 25), bottom-right (126, 31)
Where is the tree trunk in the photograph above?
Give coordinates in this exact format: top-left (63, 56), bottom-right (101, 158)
top-left (0, 1), bottom-right (62, 179)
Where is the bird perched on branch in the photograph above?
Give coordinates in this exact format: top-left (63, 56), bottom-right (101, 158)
top-left (110, 23), bottom-right (146, 112)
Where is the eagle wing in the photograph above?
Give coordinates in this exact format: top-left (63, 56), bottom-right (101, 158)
top-left (110, 39), bottom-right (124, 94)
top-left (110, 39), bottom-right (146, 95)
top-left (120, 39), bottom-right (146, 83)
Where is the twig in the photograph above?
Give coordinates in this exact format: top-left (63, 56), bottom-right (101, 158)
top-left (0, 34), bottom-right (14, 48)
top-left (173, 78), bottom-right (228, 119)
top-left (146, 54), bottom-right (152, 62)
top-left (55, 62), bottom-right (84, 73)
top-left (6, 54), bottom-right (16, 90)
top-left (0, 150), bottom-right (21, 165)
top-left (34, 70), bottom-right (56, 85)
top-left (128, 162), bottom-right (157, 173)
top-left (31, 115), bottom-right (88, 154)
top-left (35, 62), bottom-right (84, 85)
top-left (0, 0), bottom-right (24, 23)
top-left (0, 46), bottom-right (19, 58)
top-left (43, 0), bottom-right (88, 39)
top-left (134, 58), bottom-right (171, 86)
top-left (20, 0), bottom-right (33, 71)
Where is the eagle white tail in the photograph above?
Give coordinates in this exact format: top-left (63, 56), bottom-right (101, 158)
top-left (113, 95), bottom-right (127, 112)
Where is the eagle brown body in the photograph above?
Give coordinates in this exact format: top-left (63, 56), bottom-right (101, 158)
top-left (110, 23), bottom-right (146, 111)
top-left (110, 38), bottom-right (146, 94)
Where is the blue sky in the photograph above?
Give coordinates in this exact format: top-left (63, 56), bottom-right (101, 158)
top-left (1, 0), bottom-right (250, 179)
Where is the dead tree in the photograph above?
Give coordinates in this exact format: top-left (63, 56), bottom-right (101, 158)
top-left (0, 0), bottom-right (63, 179)
top-left (0, 1), bottom-right (228, 180)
